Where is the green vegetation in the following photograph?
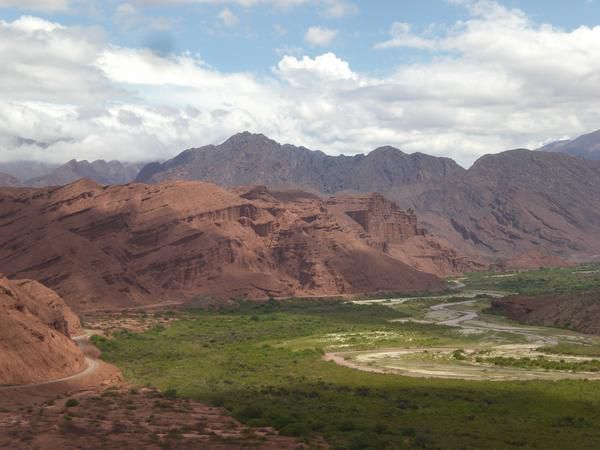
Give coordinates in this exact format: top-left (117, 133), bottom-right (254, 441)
top-left (539, 343), bottom-right (600, 357)
top-left (95, 299), bottom-right (600, 450)
top-left (460, 264), bottom-right (600, 294)
top-left (65, 399), bottom-right (79, 408)
top-left (477, 355), bottom-right (600, 372)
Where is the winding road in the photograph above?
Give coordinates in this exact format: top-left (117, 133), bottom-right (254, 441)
top-left (0, 332), bottom-right (101, 391)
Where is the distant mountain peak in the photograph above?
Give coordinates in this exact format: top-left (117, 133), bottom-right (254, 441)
top-left (538, 128), bottom-right (600, 161)
top-left (223, 131), bottom-right (277, 147)
top-left (369, 146), bottom-right (406, 156)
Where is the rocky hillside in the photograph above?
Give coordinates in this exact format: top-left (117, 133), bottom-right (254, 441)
top-left (0, 172), bottom-right (21, 187)
top-left (0, 180), bottom-right (447, 311)
top-left (0, 276), bottom-right (84, 385)
top-left (136, 133), bottom-right (600, 267)
top-left (539, 128), bottom-right (600, 160)
top-left (26, 159), bottom-right (146, 187)
top-left (413, 149), bottom-right (600, 266)
top-left (326, 193), bottom-right (483, 276)
top-left (490, 291), bottom-right (600, 335)
top-left (136, 132), bottom-right (464, 201)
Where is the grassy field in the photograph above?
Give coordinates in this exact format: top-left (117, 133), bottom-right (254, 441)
top-left (460, 263), bottom-right (600, 294)
top-left (95, 299), bottom-right (600, 450)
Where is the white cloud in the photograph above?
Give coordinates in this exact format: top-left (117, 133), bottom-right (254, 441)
top-left (4, 2), bottom-right (600, 168)
top-left (0, 0), bottom-right (70, 11)
top-left (304, 26), bottom-right (337, 46)
top-left (375, 23), bottom-right (437, 50)
top-left (274, 53), bottom-right (357, 87)
top-left (114, 3), bottom-right (174, 31)
top-left (320, 0), bottom-right (357, 18)
top-left (217, 7), bottom-right (239, 26)
top-left (133, 0), bottom-right (357, 17)
top-left (273, 23), bottom-right (287, 35)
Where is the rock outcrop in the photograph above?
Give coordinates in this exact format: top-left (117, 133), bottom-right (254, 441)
top-left (326, 193), bottom-right (484, 276)
top-left (0, 276), bottom-right (85, 385)
top-left (0, 180), bottom-right (445, 312)
top-left (490, 291), bottom-right (600, 335)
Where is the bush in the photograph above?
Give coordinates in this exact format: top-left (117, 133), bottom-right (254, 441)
top-left (164, 388), bottom-right (177, 399)
top-left (65, 399), bottom-right (79, 408)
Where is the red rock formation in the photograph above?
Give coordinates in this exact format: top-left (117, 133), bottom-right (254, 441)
top-left (490, 291), bottom-right (600, 335)
top-left (136, 133), bottom-right (600, 268)
top-left (0, 276), bottom-right (85, 385)
top-left (335, 193), bottom-right (424, 245)
top-left (0, 180), bottom-right (445, 312)
top-left (327, 193), bottom-right (485, 276)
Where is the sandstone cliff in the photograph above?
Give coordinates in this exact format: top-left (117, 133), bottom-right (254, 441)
top-left (0, 276), bottom-right (85, 385)
top-left (0, 180), bottom-right (444, 311)
top-left (326, 193), bottom-right (484, 276)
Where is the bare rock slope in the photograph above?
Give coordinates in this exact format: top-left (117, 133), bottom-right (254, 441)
top-left (0, 180), bottom-right (445, 312)
top-left (414, 150), bottom-right (600, 266)
top-left (0, 276), bottom-right (84, 385)
top-left (136, 132), bottom-right (464, 200)
top-left (490, 291), bottom-right (600, 335)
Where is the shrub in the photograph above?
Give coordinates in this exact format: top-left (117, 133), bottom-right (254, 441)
top-left (164, 388), bottom-right (178, 399)
top-left (65, 399), bottom-right (79, 408)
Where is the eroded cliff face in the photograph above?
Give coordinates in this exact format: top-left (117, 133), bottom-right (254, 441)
top-left (339, 193), bottom-right (424, 245)
top-left (327, 193), bottom-right (485, 276)
top-left (0, 181), bottom-right (445, 311)
top-left (0, 276), bottom-right (84, 385)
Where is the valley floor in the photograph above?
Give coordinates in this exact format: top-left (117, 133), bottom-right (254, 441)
top-left (90, 267), bottom-right (600, 450)
top-left (331, 291), bottom-right (600, 381)
top-left (6, 264), bottom-right (599, 449)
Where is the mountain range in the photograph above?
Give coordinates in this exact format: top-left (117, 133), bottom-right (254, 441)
top-left (136, 132), bottom-right (463, 199)
top-left (135, 132), bottom-right (600, 266)
top-left (0, 159), bottom-right (146, 187)
top-left (2, 128), bottom-right (600, 283)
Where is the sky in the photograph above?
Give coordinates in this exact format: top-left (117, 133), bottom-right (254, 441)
top-left (1, 0), bottom-right (600, 167)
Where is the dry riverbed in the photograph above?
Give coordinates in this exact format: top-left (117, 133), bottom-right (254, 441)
top-left (324, 290), bottom-right (600, 381)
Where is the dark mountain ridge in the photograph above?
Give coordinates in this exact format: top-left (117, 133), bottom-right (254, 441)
top-left (26, 159), bottom-right (146, 187)
top-left (136, 132), bottom-right (464, 200)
